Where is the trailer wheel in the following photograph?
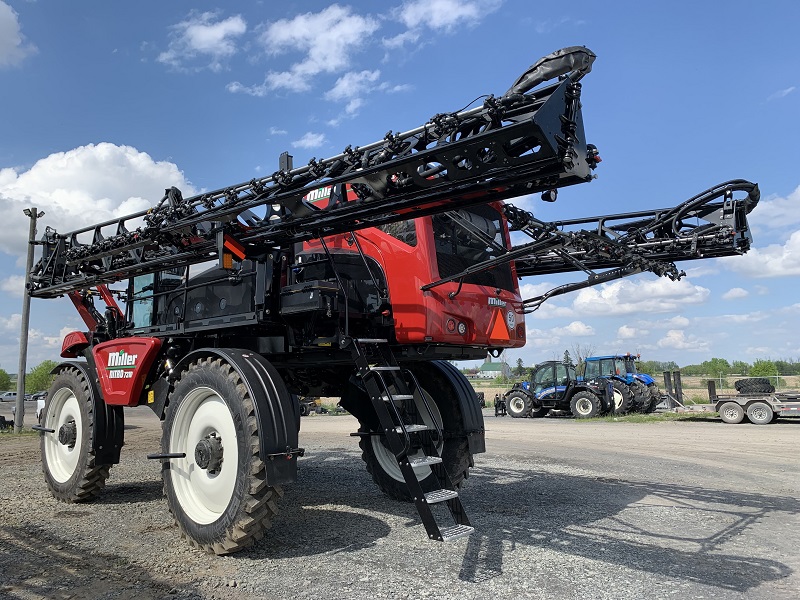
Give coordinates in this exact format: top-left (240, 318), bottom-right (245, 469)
top-left (718, 401), bottom-right (745, 424)
top-left (746, 401), bottom-right (774, 425)
top-left (609, 380), bottom-right (632, 414)
top-left (505, 391), bottom-right (532, 418)
top-left (161, 357), bottom-right (282, 555)
top-left (359, 364), bottom-right (475, 501)
top-left (570, 391), bottom-right (601, 418)
top-left (41, 367), bottom-right (112, 503)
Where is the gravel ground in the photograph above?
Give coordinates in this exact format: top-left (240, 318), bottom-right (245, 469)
top-left (1, 404), bottom-right (799, 600)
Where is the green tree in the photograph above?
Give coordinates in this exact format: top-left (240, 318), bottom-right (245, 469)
top-left (26, 360), bottom-right (60, 393)
top-left (515, 358), bottom-right (525, 376)
top-left (702, 357), bottom-right (731, 376)
top-left (731, 360), bottom-right (750, 376)
top-left (0, 368), bottom-right (10, 391)
top-left (749, 359), bottom-right (778, 378)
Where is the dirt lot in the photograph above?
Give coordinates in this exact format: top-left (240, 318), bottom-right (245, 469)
top-left (1, 404), bottom-right (799, 600)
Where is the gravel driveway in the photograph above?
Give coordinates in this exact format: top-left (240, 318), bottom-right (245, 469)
top-left (1, 406), bottom-right (799, 600)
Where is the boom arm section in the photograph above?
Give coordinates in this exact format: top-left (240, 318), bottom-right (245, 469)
top-left (421, 180), bottom-right (758, 311)
top-left (29, 47), bottom-right (600, 299)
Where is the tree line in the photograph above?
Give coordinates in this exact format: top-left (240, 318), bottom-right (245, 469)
top-left (0, 360), bottom-right (60, 393)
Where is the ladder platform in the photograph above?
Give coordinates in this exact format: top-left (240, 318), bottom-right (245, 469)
top-left (398, 423), bottom-right (429, 433)
top-left (407, 455), bottom-right (442, 467)
top-left (439, 524), bottom-right (475, 542)
top-left (424, 489), bottom-right (458, 504)
top-left (369, 365), bottom-right (402, 372)
top-left (382, 394), bottom-right (414, 402)
top-left (356, 338), bottom-right (389, 343)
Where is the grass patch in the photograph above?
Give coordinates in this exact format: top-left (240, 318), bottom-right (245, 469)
top-left (0, 426), bottom-right (41, 437)
top-left (580, 411), bottom-right (719, 423)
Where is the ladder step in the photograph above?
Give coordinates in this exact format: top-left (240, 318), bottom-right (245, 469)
top-left (398, 423), bottom-right (429, 433)
top-left (424, 489), bottom-right (458, 504)
top-left (407, 455), bottom-right (442, 467)
top-left (382, 394), bottom-right (414, 402)
top-left (369, 366), bottom-right (401, 372)
top-left (356, 338), bottom-right (388, 343)
top-left (439, 524), bottom-right (475, 542)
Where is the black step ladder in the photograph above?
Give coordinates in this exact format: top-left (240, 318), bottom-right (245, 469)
top-left (349, 337), bottom-right (473, 541)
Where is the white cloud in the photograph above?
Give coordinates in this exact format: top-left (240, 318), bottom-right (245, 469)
top-left (259, 5), bottom-right (380, 93)
top-left (722, 287), bottom-right (749, 300)
top-left (0, 275), bottom-right (25, 298)
top-left (0, 1), bottom-right (36, 68)
top-left (269, 126), bottom-right (287, 135)
top-left (652, 315), bottom-right (690, 329)
top-left (657, 329), bottom-right (710, 352)
top-left (722, 229), bottom-right (800, 278)
top-left (767, 86), bottom-right (795, 101)
top-left (393, 0), bottom-right (501, 32)
top-left (552, 321), bottom-right (595, 336)
top-left (746, 184), bottom-right (800, 231)
top-left (571, 277), bottom-right (710, 316)
top-left (158, 12), bottom-right (246, 72)
top-left (618, 324), bottom-right (648, 339)
top-left (0, 143), bottom-right (193, 258)
top-left (291, 132), bottom-right (326, 149)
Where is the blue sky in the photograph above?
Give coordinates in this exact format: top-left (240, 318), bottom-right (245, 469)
top-left (1, 0), bottom-right (799, 372)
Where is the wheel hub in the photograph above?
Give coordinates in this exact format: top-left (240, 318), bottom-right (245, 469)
top-left (194, 433), bottom-right (223, 474)
top-left (58, 420), bottom-right (77, 449)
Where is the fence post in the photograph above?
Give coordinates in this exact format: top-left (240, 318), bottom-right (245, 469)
top-left (663, 371), bottom-right (674, 409)
top-left (673, 371), bottom-right (684, 405)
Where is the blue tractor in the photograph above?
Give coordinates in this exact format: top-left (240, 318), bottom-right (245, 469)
top-left (502, 360), bottom-right (610, 419)
top-left (579, 354), bottom-right (660, 414)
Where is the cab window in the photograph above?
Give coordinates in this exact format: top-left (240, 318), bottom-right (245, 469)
top-left (130, 274), bottom-right (154, 328)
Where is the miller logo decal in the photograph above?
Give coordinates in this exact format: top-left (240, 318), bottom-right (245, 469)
top-left (106, 350), bottom-right (138, 379)
top-left (488, 297), bottom-right (507, 308)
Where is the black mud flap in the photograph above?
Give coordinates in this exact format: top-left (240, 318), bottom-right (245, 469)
top-left (172, 349), bottom-right (300, 486)
top-left (51, 360), bottom-right (124, 465)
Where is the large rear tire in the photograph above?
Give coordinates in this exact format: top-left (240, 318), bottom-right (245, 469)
top-left (628, 380), bottom-right (650, 412)
top-left (358, 364), bottom-right (475, 502)
top-left (41, 367), bottom-right (111, 503)
top-left (609, 380), bottom-right (633, 414)
top-left (162, 357), bottom-right (283, 555)
top-left (735, 378), bottom-right (775, 394)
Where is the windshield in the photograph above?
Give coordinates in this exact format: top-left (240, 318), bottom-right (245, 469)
top-left (432, 204), bottom-right (514, 291)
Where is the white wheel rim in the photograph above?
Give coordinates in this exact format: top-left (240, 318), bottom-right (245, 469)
top-left (43, 388), bottom-right (83, 483)
top-left (612, 389), bottom-right (624, 410)
top-left (576, 397), bottom-right (592, 415)
top-left (169, 387), bottom-right (239, 525)
top-left (372, 386), bottom-right (443, 483)
top-left (750, 406), bottom-right (768, 421)
top-left (509, 397), bottom-right (525, 413)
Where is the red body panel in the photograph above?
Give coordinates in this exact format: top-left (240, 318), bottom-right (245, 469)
top-left (302, 187), bottom-right (525, 348)
top-left (61, 331), bottom-right (90, 358)
top-left (92, 337), bottom-right (162, 406)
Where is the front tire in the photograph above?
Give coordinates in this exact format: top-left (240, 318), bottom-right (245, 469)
top-left (162, 357), bottom-right (283, 555)
top-left (505, 391), bottom-right (532, 418)
top-left (41, 367), bottom-right (111, 503)
top-left (570, 391), bottom-right (601, 418)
